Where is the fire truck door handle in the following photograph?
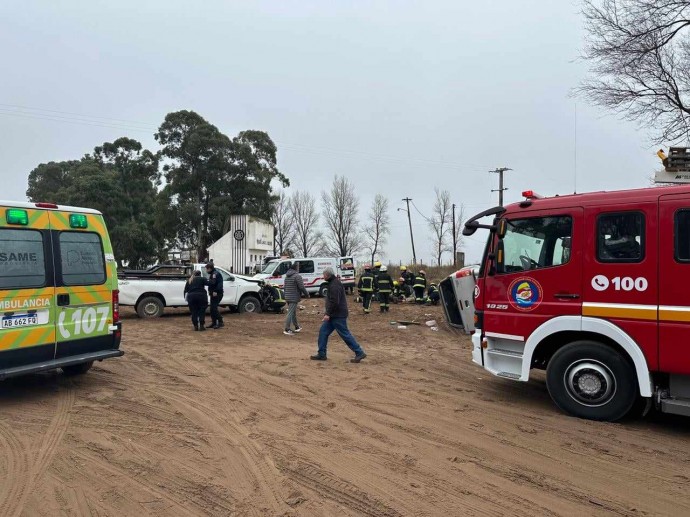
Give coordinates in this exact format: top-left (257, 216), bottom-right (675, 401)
top-left (554, 293), bottom-right (580, 299)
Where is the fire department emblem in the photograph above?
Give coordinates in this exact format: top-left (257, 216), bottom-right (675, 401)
top-left (508, 278), bottom-right (543, 312)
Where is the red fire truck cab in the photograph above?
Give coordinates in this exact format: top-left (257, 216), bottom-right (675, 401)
top-left (463, 185), bottom-right (690, 421)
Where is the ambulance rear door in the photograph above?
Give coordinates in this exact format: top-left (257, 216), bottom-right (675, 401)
top-left (0, 206), bottom-right (56, 372)
top-left (50, 211), bottom-right (114, 360)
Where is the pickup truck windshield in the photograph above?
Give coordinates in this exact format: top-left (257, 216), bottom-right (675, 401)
top-left (261, 261), bottom-right (278, 275)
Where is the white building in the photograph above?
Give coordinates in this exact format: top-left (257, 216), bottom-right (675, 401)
top-left (208, 215), bottom-right (274, 275)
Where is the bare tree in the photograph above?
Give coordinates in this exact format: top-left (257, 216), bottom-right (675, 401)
top-left (321, 176), bottom-right (363, 256)
top-left (270, 190), bottom-right (294, 255)
top-left (364, 194), bottom-right (390, 265)
top-left (429, 188), bottom-right (452, 266)
top-left (451, 203), bottom-right (466, 264)
top-left (580, 0), bottom-right (690, 143)
top-left (290, 190), bottom-right (321, 257)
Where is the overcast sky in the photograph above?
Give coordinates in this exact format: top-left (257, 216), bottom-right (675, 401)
top-left (1, 0), bottom-right (661, 265)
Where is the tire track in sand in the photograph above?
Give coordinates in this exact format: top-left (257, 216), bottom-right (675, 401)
top-left (133, 347), bottom-right (291, 514)
top-left (0, 422), bottom-right (32, 517)
top-left (1, 386), bottom-right (76, 517)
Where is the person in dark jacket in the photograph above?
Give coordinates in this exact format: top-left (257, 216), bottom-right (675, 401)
top-left (413, 270), bottom-right (427, 304)
top-left (427, 282), bottom-right (440, 305)
top-left (311, 268), bottom-right (366, 363)
top-left (358, 264), bottom-right (375, 314)
top-left (376, 265), bottom-right (393, 313)
top-left (206, 262), bottom-right (224, 329)
top-left (283, 262), bottom-right (309, 335)
top-left (184, 270), bottom-right (209, 331)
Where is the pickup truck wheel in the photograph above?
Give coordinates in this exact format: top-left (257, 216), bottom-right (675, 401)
top-left (546, 341), bottom-right (636, 422)
top-left (137, 296), bottom-right (164, 318)
top-left (319, 284), bottom-right (329, 298)
top-left (239, 296), bottom-right (262, 314)
top-left (62, 361), bottom-right (93, 376)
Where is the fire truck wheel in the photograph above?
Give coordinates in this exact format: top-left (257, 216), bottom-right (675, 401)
top-left (546, 341), bottom-right (637, 422)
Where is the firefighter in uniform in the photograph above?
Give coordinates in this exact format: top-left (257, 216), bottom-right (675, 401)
top-left (413, 270), bottom-right (427, 304)
top-left (402, 266), bottom-right (415, 297)
top-left (376, 265), bottom-right (393, 312)
top-left (427, 282), bottom-right (440, 305)
top-left (358, 264), bottom-right (375, 314)
top-left (372, 261), bottom-right (382, 301)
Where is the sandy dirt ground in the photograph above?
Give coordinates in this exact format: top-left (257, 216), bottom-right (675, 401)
top-left (1, 299), bottom-right (690, 517)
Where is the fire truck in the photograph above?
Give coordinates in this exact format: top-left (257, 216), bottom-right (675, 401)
top-left (463, 184), bottom-right (690, 421)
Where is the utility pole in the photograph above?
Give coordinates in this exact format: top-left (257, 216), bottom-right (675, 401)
top-left (402, 198), bottom-right (417, 265)
top-left (452, 203), bottom-right (457, 268)
top-left (490, 167), bottom-right (512, 206)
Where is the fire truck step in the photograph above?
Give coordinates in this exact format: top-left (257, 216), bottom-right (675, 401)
top-left (660, 397), bottom-right (690, 417)
top-left (496, 371), bottom-right (521, 380)
top-left (487, 348), bottom-right (523, 358)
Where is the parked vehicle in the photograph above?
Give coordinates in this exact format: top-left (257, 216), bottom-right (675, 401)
top-left (254, 256), bottom-right (354, 297)
top-left (463, 185), bottom-right (690, 421)
top-left (119, 263), bottom-right (263, 318)
top-left (439, 265), bottom-right (479, 334)
top-left (0, 201), bottom-right (123, 380)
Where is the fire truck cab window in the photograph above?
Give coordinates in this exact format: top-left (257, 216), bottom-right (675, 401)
top-left (597, 212), bottom-right (644, 263)
top-left (676, 210), bottom-right (690, 262)
top-left (501, 216), bottom-right (573, 273)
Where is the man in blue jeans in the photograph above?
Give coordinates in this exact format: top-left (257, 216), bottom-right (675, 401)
top-left (311, 267), bottom-right (367, 363)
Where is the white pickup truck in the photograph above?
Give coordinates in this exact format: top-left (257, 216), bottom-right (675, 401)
top-left (118, 263), bottom-right (264, 318)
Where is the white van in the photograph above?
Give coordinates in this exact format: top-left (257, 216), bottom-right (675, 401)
top-left (255, 257), bottom-right (347, 297)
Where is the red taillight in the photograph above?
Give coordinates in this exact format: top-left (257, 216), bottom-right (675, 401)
top-left (112, 289), bottom-right (120, 323)
top-left (35, 202), bottom-right (59, 209)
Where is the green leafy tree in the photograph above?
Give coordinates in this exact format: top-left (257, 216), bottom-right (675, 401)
top-left (26, 138), bottom-right (168, 268)
top-left (155, 110), bottom-right (289, 261)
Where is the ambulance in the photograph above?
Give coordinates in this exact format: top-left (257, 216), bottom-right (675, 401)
top-left (0, 201), bottom-right (123, 380)
top-left (254, 256), bottom-right (355, 297)
top-left (463, 185), bottom-right (690, 421)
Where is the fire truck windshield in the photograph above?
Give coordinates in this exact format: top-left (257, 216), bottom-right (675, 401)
top-left (501, 216), bottom-right (573, 272)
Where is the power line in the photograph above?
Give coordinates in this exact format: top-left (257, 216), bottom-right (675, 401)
top-left (0, 102), bottom-right (494, 172)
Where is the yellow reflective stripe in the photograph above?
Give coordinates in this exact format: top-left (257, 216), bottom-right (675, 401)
top-left (659, 306), bottom-right (690, 323)
top-left (582, 302), bottom-right (657, 321)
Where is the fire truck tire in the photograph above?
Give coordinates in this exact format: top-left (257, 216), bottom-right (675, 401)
top-left (546, 341), bottom-right (637, 422)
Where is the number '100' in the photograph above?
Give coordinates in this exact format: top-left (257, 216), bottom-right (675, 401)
top-left (611, 277), bottom-right (648, 292)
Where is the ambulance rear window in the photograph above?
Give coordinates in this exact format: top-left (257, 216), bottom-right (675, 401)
top-left (59, 232), bottom-right (106, 286)
top-left (0, 229), bottom-right (46, 290)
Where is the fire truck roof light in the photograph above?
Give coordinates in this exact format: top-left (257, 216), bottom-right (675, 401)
top-left (522, 190), bottom-right (543, 199)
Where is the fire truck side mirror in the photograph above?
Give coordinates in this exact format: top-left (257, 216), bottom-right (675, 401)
top-left (497, 218), bottom-right (507, 240)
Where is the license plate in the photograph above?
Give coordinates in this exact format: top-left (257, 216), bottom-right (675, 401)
top-left (1, 314), bottom-right (39, 329)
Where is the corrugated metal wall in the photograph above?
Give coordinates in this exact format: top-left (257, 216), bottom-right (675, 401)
top-left (228, 215), bottom-right (247, 274)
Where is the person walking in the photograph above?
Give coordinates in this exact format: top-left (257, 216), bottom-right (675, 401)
top-left (184, 270), bottom-right (209, 331)
top-left (376, 265), bottom-right (393, 313)
top-left (283, 262), bottom-right (309, 335)
top-left (413, 270), bottom-right (427, 304)
top-left (206, 262), bottom-right (224, 329)
top-left (310, 268), bottom-right (367, 363)
top-left (358, 264), bottom-right (375, 314)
